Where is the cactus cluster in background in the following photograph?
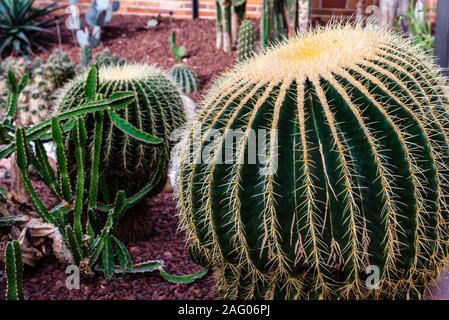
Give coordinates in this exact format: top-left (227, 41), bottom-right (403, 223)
top-left (237, 20), bottom-right (255, 62)
top-left (57, 64), bottom-right (186, 202)
top-left (168, 31), bottom-right (200, 94)
top-left (0, 67), bottom-right (207, 283)
top-left (215, 0), bottom-right (247, 53)
top-left (261, 0), bottom-right (311, 47)
top-left (0, 51), bottom-right (76, 126)
top-left (176, 24), bottom-right (449, 299)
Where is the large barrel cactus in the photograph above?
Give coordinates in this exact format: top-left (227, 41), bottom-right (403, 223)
top-left (175, 24), bottom-right (449, 299)
top-left (57, 64), bottom-right (186, 201)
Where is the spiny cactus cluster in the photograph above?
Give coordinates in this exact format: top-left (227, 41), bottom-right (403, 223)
top-left (169, 64), bottom-right (200, 94)
top-left (176, 24), bottom-right (449, 299)
top-left (237, 20), bottom-right (255, 62)
top-left (57, 64), bottom-right (187, 201)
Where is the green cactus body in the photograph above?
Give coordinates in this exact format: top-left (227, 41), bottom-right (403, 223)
top-left (57, 64), bottom-right (186, 201)
top-left (176, 25), bottom-right (449, 299)
top-left (237, 20), bottom-right (256, 62)
top-left (81, 46), bottom-right (93, 67)
top-left (169, 64), bottom-right (200, 94)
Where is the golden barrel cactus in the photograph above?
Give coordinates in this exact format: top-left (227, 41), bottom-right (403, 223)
top-left (175, 24), bottom-right (449, 299)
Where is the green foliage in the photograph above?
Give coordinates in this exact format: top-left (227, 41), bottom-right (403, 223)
top-left (57, 64), bottom-right (186, 203)
top-left (4, 240), bottom-right (24, 300)
top-left (237, 20), bottom-right (255, 62)
top-left (176, 25), bottom-right (449, 299)
top-left (0, 0), bottom-right (62, 56)
top-left (169, 31), bottom-right (187, 62)
top-left (169, 64), bottom-right (200, 94)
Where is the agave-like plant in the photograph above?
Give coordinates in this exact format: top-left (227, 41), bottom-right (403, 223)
top-left (0, 0), bottom-right (62, 56)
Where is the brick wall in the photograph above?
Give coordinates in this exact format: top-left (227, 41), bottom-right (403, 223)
top-left (38, 0), bottom-right (438, 21)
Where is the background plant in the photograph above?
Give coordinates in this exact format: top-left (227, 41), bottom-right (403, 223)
top-left (0, 0), bottom-right (62, 56)
top-left (4, 240), bottom-right (24, 300)
top-left (0, 68), bottom-right (207, 284)
top-left (176, 24), bottom-right (449, 300)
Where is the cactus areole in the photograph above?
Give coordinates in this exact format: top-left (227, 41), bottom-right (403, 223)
top-left (57, 64), bottom-right (186, 202)
top-left (176, 25), bottom-right (449, 299)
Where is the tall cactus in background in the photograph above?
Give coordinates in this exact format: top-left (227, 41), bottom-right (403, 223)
top-left (215, 0), bottom-right (247, 53)
top-left (237, 20), bottom-right (255, 62)
top-left (175, 24), bottom-right (449, 299)
top-left (57, 64), bottom-right (186, 202)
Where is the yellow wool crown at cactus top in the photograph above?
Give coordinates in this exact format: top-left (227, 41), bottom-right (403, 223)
top-left (176, 23), bottom-right (449, 300)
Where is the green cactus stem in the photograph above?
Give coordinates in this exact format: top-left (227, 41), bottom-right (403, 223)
top-left (175, 24), bottom-right (449, 300)
top-left (169, 64), bottom-right (200, 94)
top-left (237, 20), bottom-right (256, 62)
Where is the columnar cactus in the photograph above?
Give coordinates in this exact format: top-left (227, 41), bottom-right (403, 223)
top-left (169, 64), bottom-right (200, 94)
top-left (175, 24), bottom-right (449, 299)
top-left (237, 20), bottom-right (255, 62)
top-left (57, 64), bottom-right (186, 200)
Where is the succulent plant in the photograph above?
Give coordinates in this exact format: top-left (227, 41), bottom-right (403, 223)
top-left (169, 64), bottom-right (200, 94)
top-left (237, 20), bottom-right (255, 62)
top-left (4, 240), bottom-right (24, 300)
top-left (85, 0), bottom-right (120, 30)
top-left (175, 24), bottom-right (449, 299)
top-left (57, 64), bottom-right (186, 203)
top-left (1, 52), bottom-right (75, 126)
top-left (38, 49), bottom-right (76, 90)
top-left (94, 49), bottom-right (126, 67)
top-left (0, 0), bottom-right (62, 56)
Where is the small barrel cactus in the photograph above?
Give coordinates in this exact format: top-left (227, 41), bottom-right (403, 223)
top-left (175, 24), bottom-right (449, 299)
top-left (57, 64), bottom-right (186, 201)
top-left (237, 19), bottom-right (255, 62)
top-left (169, 64), bottom-right (200, 94)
